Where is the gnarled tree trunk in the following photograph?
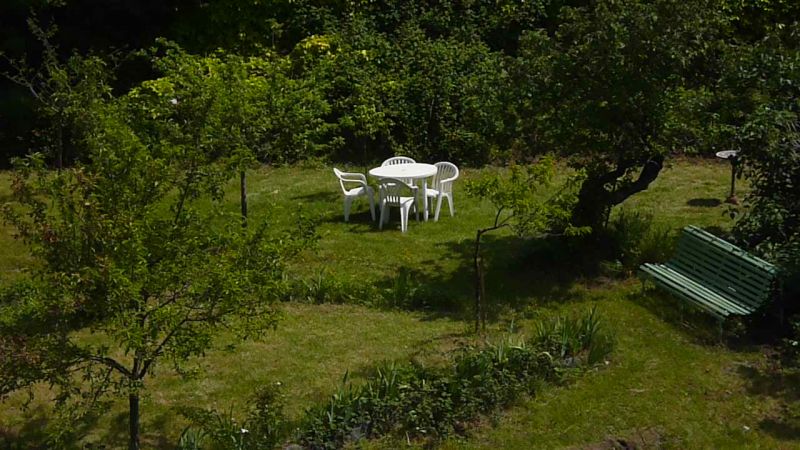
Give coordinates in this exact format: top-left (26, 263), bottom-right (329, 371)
top-left (572, 154), bottom-right (665, 229)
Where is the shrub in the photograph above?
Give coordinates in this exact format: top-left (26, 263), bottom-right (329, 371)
top-left (606, 208), bottom-right (675, 273)
top-left (177, 383), bottom-right (287, 450)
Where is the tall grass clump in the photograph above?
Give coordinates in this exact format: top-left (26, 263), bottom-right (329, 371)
top-left (531, 306), bottom-right (615, 366)
top-left (177, 384), bottom-right (287, 450)
top-left (284, 269), bottom-right (447, 311)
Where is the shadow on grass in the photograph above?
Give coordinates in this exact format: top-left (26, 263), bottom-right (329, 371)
top-left (0, 398), bottom-right (179, 449)
top-left (629, 287), bottom-right (783, 351)
top-left (371, 233), bottom-right (622, 322)
top-left (86, 408), bottom-right (177, 449)
top-left (627, 289), bottom-right (725, 345)
top-left (0, 404), bottom-right (50, 450)
top-left (0, 401), bottom-right (119, 449)
top-left (736, 363), bottom-right (800, 441)
top-left (292, 191), bottom-right (339, 203)
top-left (687, 198), bottom-right (722, 207)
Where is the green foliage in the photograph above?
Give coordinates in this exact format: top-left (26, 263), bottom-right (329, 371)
top-left (387, 25), bottom-right (510, 164)
top-left (725, 28), bottom-right (800, 274)
top-left (514, 0), bottom-right (732, 228)
top-left (465, 157), bottom-right (585, 237)
top-left (1, 20), bottom-right (115, 167)
top-left (178, 383), bottom-right (287, 450)
top-left (0, 54), bottom-right (316, 446)
top-left (131, 40), bottom-right (331, 166)
top-left (298, 309), bottom-right (613, 448)
top-left (531, 307), bottom-right (616, 367)
top-left (606, 209), bottom-right (675, 272)
top-left (466, 157), bottom-right (586, 332)
top-left (296, 20), bottom-right (511, 165)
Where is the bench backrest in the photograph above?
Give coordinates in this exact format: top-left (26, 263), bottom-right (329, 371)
top-left (669, 226), bottom-right (778, 311)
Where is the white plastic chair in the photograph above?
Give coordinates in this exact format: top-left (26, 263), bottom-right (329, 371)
top-left (378, 177), bottom-right (419, 233)
top-left (425, 162), bottom-right (459, 221)
top-left (381, 156), bottom-right (416, 186)
top-left (381, 156), bottom-right (416, 166)
top-left (333, 168), bottom-right (375, 222)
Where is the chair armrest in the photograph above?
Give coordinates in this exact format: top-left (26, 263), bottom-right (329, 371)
top-left (338, 171), bottom-right (367, 183)
top-left (440, 175), bottom-right (458, 184)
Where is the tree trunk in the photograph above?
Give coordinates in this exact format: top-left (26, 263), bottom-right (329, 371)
top-left (473, 229), bottom-right (490, 333)
top-left (572, 176), bottom-right (612, 230)
top-left (572, 155), bottom-right (665, 230)
top-left (240, 170), bottom-right (248, 227)
top-left (474, 229), bottom-right (483, 333)
top-left (129, 393), bottom-right (140, 450)
top-left (56, 123), bottom-right (63, 170)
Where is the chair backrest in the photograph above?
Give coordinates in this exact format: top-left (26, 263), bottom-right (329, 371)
top-left (333, 168), bottom-right (357, 194)
top-left (381, 156), bottom-right (416, 167)
top-left (669, 225), bottom-right (778, 310)
top-left (432, 161), bottom-right (459, 192)
top-left (378, 177), bottom-right (416, 205)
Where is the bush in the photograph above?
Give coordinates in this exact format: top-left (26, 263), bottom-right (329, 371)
top-left (177, 383), bottom-right (287, 450)
top-left (606, 208), bottom-right (675, 273)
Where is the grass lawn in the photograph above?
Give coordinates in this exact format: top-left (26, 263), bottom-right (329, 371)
top-left (1, 158), bottom-right (795, 448)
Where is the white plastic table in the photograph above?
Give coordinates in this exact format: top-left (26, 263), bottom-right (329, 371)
top-left (369, 163), bottom-right (437, 221)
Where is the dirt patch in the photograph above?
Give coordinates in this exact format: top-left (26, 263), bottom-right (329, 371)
top-left (571, 427), bottom-right (664, 449)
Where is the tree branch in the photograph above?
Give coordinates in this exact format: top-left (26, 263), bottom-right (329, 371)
top-left (608, 154), bottom-right (664, 205)
top-left (87, 355), bottom-right (133, 378)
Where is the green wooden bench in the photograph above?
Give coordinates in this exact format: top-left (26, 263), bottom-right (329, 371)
top-left (638, 225), bottom-right (779, 319)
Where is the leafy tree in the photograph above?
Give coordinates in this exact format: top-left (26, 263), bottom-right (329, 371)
top-left (1, 20), bottom-right (114, 168)
top-left (292, 23), bottom-right (397, 166)
top-left (128, 41), bottom-right (329, 223)
top-left (465, 156), bottom-right (585, 331)
top-left (515, 0), bottom-right (731, 229)
top-left (721, 25), bottom-right (800, 275)
top-left (0, 79), bottom-right (314, 448)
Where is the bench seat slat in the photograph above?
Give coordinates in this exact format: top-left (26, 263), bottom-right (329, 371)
top-left (669, 255), bottom-right (770, 308)
top-left (640, 264), bottom-right (753, 317)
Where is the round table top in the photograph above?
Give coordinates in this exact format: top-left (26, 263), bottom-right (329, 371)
top-left (715, 150), bottom-right (739, 159)
top-left (369, 163), bottom-right (437, 179)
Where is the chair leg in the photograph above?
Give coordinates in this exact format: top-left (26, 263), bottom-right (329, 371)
top-left (400, 207), bottom-right (407, 233)
top-left (379, 204), bottom-right (386, 230)
top-left (367, 193), bottom-right (376, 221)
top-left (344, 197), bottom-right (352, 222)
top-left (414, 201), bottom-right (419, 222)
top-left (434, 195), bottom-right (444, 222)
top-left (447, 193), bottom-right (454, 216)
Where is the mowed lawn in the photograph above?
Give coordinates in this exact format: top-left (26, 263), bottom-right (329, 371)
top-left (1, 158), bottom-right (795, 449)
